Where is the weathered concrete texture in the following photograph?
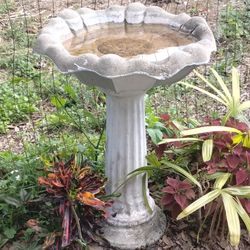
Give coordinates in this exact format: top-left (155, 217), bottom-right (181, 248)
top-left (102, 206), bottom-right (166, 249)
top-left (34, 2), bottom-right (216, 82)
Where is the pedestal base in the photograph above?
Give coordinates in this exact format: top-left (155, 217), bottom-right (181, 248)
top-left (102, 207), bottom-right (166, 249)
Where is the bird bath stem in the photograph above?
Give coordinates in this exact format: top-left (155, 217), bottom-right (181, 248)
top-left (103, 92), bottom-right (166, 248)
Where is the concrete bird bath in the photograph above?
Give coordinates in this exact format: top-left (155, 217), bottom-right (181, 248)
top-left (34, 2), bottom-right (216, 249)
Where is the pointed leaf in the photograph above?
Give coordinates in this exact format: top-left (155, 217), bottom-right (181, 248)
top-left (181, 126), bottom-right (242, 137)
top-left (232, 67), bottom-right (240, 106)
top-left (142, 173), bottom-right (153, 214)
top-left (232, 134), bottom-right (243, 145)
top-left (223, 186), bottom-right (250, 198)
top-left (146, 153), bottom-right (161, 167)
top-left (163, 160), bottom-right (202, 190)
top-left (158, 138), bottom-right (202, 145)
top-left (213, 173), bottom-right (231, 189)
top-left (194, 69), bottom-right (229, 104)
top-left (179, 81), bottom-right (227, 105)
top-left (221, 192), bottom-right (240, 246)
top-left (234, 198), bottom-right (250, 233)
top-left (202, 139), bottom-right (213, 162)
top-left (211, 68), bottom-right (233, 103)
top-left (177, 189), bottom-right (221, 220)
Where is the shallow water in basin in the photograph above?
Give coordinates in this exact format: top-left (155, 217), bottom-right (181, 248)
top-left (64, 23), bottom-right (194, 58)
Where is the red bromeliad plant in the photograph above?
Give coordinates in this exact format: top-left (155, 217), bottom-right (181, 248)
top-left (38, 157), bottom-right (111, 248)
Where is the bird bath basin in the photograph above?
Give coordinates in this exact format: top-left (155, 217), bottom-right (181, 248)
top-left (34, 2), bottom-right (216, 249)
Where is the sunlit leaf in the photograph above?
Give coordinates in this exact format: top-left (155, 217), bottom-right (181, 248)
top-left (202, 139), bottom-right (213, 162)
top-left (211, 68), bottom-right (233, 103)
top-left (243, 135), bottom-right (250, 148)
top-left (179, 81), bottom-right (227, 105)
top-left (180, 126), bottom-right (242, 137)
top-left (194, 69), bottom-right (229, 104)
top-left (213, 173), bottom-right (231, 189)
top-left (232, 134), bottom-right (243, 145)
top-left (158, 137), bottom-right (202, 145)
top-left (223, 186), bottom-right (250, 198)
top-left (177, 189), bottom-right (221, 220)
top-left (232, 67), bottom-right (240, 107)
top-left (234, 198), bottom-right (250, 233)
top-left (221, 192), bottom-right (240, 246)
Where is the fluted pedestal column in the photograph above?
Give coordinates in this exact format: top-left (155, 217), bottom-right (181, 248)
top-left (102, 93), bottom-right (166, 249)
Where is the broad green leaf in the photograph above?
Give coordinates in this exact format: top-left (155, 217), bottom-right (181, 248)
top-left (221, 192), bottom-right (240, 246)
top-left (202, 139), bottom-right (213, 162)
top-left (213, 173), bottom-right (231, 189)
top-left (211, 68), bottom-right (233, 103)
top-left (194, 69), bottom-right (229, 104)
top-left (179, 81), bottom-right (227, 105)
top-left (234, 198), bottom-right (250, 233)
top-left (232, 67), bottom-right (240, 107)
top-left (223, 186), bottom-right (250, 198)
top-left (158, 137), bottom-right (202, 145)
top-left (163, 160), bottom-right (202, 190)
top-left (239, 101), bottom-right (250, 112)
top-left (181, 126), bottom-right (242, 137)
top-left (142, 173), bottom-right (153, 214)
top-left (177, 189), bottom-right (221, 220)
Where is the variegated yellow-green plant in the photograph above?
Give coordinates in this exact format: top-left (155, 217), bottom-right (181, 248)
top-left (177, 173), bottom-right (250, 246)
top-left (179, 67), bottom-right (250, 125)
